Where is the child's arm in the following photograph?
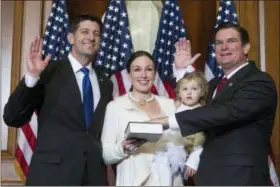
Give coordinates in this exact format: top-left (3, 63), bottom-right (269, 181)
top-left (184, 132), bottom-right (205, 177)
top-left (185, 132), bottom-right (205, 170)
top-left (185, 145), bottom-right (203, 171)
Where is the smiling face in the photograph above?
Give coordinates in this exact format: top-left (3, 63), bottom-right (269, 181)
top-left (178, 80), bottom-right (202, 107)
top-left (67, 20), bottom-right (101, 63)
top-left (214, 28), bottom-right (250, 75)
top-left (127, 55), bottom-right (156, 94)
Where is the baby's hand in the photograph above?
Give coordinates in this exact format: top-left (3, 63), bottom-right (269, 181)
top-left (185, 166), bottom-right (196, 177)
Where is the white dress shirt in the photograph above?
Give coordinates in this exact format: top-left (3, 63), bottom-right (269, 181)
top-left (25, 53), bottom-right (100, 111)
top-left (168, 62), bottom-right (249, 131)
top-left (172, 63), bottom-right (195, 82)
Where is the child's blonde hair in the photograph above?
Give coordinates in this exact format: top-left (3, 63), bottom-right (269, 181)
top-left (175, 71), bottom-right (209, 107)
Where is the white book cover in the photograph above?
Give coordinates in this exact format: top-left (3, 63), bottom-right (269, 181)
top-left (124, 121), bottom-right (163, 142)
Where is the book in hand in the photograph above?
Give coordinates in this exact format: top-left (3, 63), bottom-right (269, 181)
top-left (124, 121), bottom-right (163, 142)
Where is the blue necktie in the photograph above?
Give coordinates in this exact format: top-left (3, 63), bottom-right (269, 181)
top-left (80, 67), bottom-right (93, 129)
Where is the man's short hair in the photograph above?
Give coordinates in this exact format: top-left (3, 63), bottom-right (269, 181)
top-left (69, 14), bottom-right (103, 34)
top-left (214, 23), bottom-right (250, 46)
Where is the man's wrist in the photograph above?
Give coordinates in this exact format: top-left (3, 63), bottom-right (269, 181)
top-left (26, 72), bottom-right (40, 79)
top-left (25, 73), bottom-right (40, 88)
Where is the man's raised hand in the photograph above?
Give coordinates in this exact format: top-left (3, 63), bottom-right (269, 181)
top-left (174, 38), bottom-right (201, 69)
top-left (26, 36), bottom-right (51, 77)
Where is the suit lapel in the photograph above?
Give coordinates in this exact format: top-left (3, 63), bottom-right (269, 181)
top-left (57, 59), bottom-right (85, 128)
top-left (88, 70), bottom-right (108, 131)
top-left (210, 62), bottom-right (256, 103)
top-left (207, 79), bottom-right (219, 104)
top-left (212, 78), bottom-right (232, 100)
top-left (95, 72), bottom-right (107, 110)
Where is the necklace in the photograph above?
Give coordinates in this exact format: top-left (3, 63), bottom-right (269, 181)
top-left (128, 92), bottom-right (155, 106)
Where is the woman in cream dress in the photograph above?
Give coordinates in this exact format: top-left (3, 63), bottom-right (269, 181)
top-left (101, 46), bottom-right (199, 186)
top-left (101, 51), bottom-right (174, 186)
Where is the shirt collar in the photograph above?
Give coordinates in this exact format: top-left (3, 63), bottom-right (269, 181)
top-left (177, 103), bottom-right (201, 112)
top-left (68, 53), bottom-right (93, 74)
top-left (224, 61), bottom-right (249, 79)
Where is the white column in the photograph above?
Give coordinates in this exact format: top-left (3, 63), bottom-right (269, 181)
top-left (1, 0), bottom-right (15, 150)
top-left (259, 0), bottom-right (266, 72)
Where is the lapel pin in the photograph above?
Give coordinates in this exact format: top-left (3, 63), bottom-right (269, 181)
top-left (100, 78), bottom-right (103, 82)
top-left (229, 82), bottom-right (233, 87)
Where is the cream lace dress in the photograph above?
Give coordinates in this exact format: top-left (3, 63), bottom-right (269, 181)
top-left (101, 94), bottom-right (178, 186)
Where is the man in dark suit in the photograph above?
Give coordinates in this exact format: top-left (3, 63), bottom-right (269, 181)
top-left (151, 23), bottom-right (277, 185)
top-left (3, 14), bottom-right (113, 185)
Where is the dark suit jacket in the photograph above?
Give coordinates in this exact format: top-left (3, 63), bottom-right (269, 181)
top-left (175, 62), bottom-right (277, 185)
top-left (3, 58), bottom-right (113, 185)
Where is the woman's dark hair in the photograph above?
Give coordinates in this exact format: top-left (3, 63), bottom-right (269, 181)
top-left (126, 50), bottom-right (156, 73)
top-left (126, 50), bottom-right (156, 91)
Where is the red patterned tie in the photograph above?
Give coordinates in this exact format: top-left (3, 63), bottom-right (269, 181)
top-left (216, 77), bottom-right (228, 93)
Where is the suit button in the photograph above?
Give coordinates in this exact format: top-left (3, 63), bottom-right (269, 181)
top-left (83, 151), bottom-right (88, 156)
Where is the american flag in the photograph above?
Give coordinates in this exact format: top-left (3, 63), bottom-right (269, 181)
top-left (95, 0), bottom-right (195, 98)
top-left (14, 0), bottom-right (70, 182)
top-left (42, 0), bottom-right (71, 60)
top-left (204, 0), bottom-right (279, 185)
top-left (152, 0), bottom-right (195, 98)
top-left (204, 0), bottom-right (238, 81)
top-left (95, 0), bottom-right (133, 97)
